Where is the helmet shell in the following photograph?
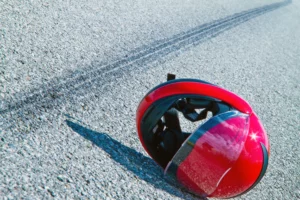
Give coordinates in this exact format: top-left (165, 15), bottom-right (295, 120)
top-left (136, 79), bottom-right (270, 198)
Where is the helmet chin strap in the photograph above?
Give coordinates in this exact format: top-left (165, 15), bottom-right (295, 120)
top-left (175, 98), bottom-right (231, 122)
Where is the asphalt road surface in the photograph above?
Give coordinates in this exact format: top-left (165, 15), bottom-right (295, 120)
top-left (1, 0), bottom-right (299, 199)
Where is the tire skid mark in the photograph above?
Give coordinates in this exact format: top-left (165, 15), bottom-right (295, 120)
top-left (0, 0), bottom-right (291, 131)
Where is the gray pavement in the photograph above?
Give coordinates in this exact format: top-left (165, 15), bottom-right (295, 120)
top-left (0, 0), bottom-right (299, 199)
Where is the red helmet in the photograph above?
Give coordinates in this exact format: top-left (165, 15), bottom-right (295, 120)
top-left (136, 74), bottom-right (270, 198)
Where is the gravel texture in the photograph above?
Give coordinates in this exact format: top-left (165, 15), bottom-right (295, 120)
top-left (0, 0), bottom-right (299, 199)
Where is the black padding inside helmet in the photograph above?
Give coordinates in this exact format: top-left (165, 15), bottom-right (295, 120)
top-left (156, 108), bottom-right (185, 165)
top-left (140, 94), bottom-right (232, 168)
top-left (141, 96), bottom-right (179, 167)
top-left (164, 108), bottom-right (185, 148)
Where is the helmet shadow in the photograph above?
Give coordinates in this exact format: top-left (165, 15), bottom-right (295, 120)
top-left (65, 119), bottom-right (206, 199)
